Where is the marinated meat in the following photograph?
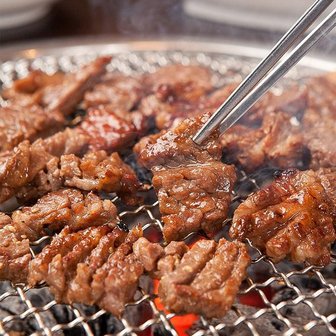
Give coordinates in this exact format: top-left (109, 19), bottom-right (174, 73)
top-left (2, 57), bottom-right (111, 115)
top-left (29, 225), bottom-right (162, 317)
top-left (153, 162), bottom-right (236, 241)
top-left (0, 105), bottom-right (64, 152)
top-left (0, 58), bottom-right (110, 153)
top-left (221, 112), bottom-right (307, 171)
top-left (135, 112), bottom-right (222, 169)
top-left (0, 214), bottom-right (31, 283)
top-left (316, 167), bottom-right (336, 206)
top-left (230, 169), bottom-right (336, 265)
top-left (158, 238), bottom-right (250, 318)
top-left (133, 237), bottom-right (164, 272)
top-left (144, 64), bottom-right (213, 102)
top-left (0, 128), bottom-right (88, 204)
top-left (90, 226), bottom-right (144, 315)
top-left (136, 112), bottom-right (235, 241)
top-left (11, 188), bottom-right (117, 241)
top-left (84, 72), bottom-right (144, 112)
top-left (46, 225), bottom-right (111, 301)
top-left (79, 106), bottom-right (139, 153)
top-left (66, 228), bottom-right (127, 304)
top-left (18, 151), bottom-right (141, 205)
top-left (302, 74), bottom-right (336, 169)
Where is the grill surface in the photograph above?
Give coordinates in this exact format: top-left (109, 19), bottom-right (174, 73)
top-left (0, 41), bottom-right (335, 336)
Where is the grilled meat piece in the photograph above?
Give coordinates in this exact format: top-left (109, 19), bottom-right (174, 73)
top-left (144, 64), bottom-right (213, 101)
top-left (135, 112), bottom-right (222, 169)
top-left (303, 73), bottom-right (336, 169)
top-left (0, 214), bottom-right (31, 283)
top-left (136, 112), bottom-right (235, 241)
top-left (0, 128), bottom-right (88, 204)
top-left (316, 167), bottom-right (336, 206)
top-left (29, 225), bottom-right (162, 317)
top-left (230, 169), bottom-right (336, 265)
top-left (221, 111), bottom-right (307, 172)
top-left (153, 162), bottom-right (236, 241)
top-left (84, 72), bottom-right (144, 112)
top-left (158, 238), bottom-right (250, 318)
top-left (2, 57), bottom-right (111, 115)
top-left (66, 228), bottom-right (128, 304)
top-left (0, 58), bottom-right (110, 153)
top-left (18, 151), bottom-right (141, 205)
top-left (12, 188), bottom-right (117, 241)
top-left (0, 105), bottom-right (64, 153)
top-left (79, 106), bottom-right (141, 153)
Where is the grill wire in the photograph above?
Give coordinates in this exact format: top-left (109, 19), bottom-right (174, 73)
top-left (0, 49), bottom-right (335, 336)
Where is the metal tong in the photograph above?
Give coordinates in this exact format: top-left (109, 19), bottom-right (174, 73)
top-left (193, 0), bottom-right (336, 145)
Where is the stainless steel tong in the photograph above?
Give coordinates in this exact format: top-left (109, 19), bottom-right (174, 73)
top-left (193, 0), bottom-right (336, 145)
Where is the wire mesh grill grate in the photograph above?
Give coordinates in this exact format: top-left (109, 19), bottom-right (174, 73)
top-left (0, 48), bottom-right (335, 336)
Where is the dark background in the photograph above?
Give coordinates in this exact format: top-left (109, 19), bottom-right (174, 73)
top-left (0, 0), bottom-right (282, 46)
top-left (0, 0), bottom-right (335, 57)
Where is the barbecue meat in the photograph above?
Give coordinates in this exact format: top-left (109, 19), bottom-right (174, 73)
top-left (2, 57), bottom-right (111, 115)
top-left (18, 151), bottom-right (141, 205)
top-left (79, 106), bottom-right (140, 153)
top-left (11, 188), bottom-right (117, 241)
top-left (0, 105), bottom-right (64, 153)
top-left (84, 72), bottom-right (144, 112)
top-left (144, 64), bottom-right (213, 101)
top-left (135, 112), bottom-right (222, 169)
top-left (29, 225), bottom-right (163, 317)
top-left (0, 58), bottom-right (110, 153)
top-left (137, 64), bottom-right (213, 131)
top-left (136, 112), bottom-right (235, 241)
top-left (316, 167), bottom-right (336, 206)
top-left (158, 238), bottom-right (250, 318)
top-left (0, 214), bottom-right (31, 283)
top-left (153, 162), bottom-right (236, 241)
top-left (0, 128), bottom-right (88, 204)
top-left (230, 169), bottom-right (336, 265)
top-left (221, 111), bottom-right (307, 172)
top-left (66, 227), bottom-right (127, 304)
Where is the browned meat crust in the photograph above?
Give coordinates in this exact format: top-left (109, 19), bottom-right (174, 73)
top-left (84, 72), bottom-right (144, 112)
top-left (0, 105), bottom-right (64, 153)
top-left (0, 214), bottom-right (31, 283)
top-left (0, 57), bottom-right (110, 154)
top-left (135, 112), bottom-right (222, 169)
top-left (158, 238), bottom-right (250, 318)
top-left (316, 167), bottom-right (336, 206)
top-left (29, 226), bottom-right (163, 317)
top-left (0, 128), bottom-right (89, 204)
top-left (230, 169), bottom-right (336, 265)
top-left (153, 162), bottom-right (236, 241)
top-left (79, 106), bottom-right (143, 153)
top-left (136, 112), bottom-right (235, 241)
top-left (18, 151), bottom-right (141, 205)
top-left (12, 188), bottom-right (117, 241)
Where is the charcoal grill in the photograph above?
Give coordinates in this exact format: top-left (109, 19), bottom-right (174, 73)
top-left (0, 39), bottom-right (335, 336)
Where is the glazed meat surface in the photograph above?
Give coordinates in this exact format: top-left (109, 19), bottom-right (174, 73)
top-left (29, 226), bottom-right (163, 317)
top-left (153, 162), bottom-right (236, 241)
top-left (135, 112), bottom-right (222, 169)
top-left (316, 167), bottom-right (336, 206)
top-left (84, 72), bottom-right (144, 112)
top-left (0, 128), bottom-right (89, 204)
top-left (136, 112), bottom-right (235, 241)
top-left (0, 105), bottom-right (64, 153)
top-left (230, 169), bottom-right (336, 265)
top-left (158, 238), bottom-right (250, 318)
top-left (12, 188), bottom-right (117, 241)
top-left (18, 151), bottom-right (140, 205)
top-left (79, 106), bottom-right (145, 153)
top-left (2, 56), bottom-right (111, 115)
top-left (0, 57), bottom-right (110, 153)
top-left (0, 213), bottom-right (31, 283)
